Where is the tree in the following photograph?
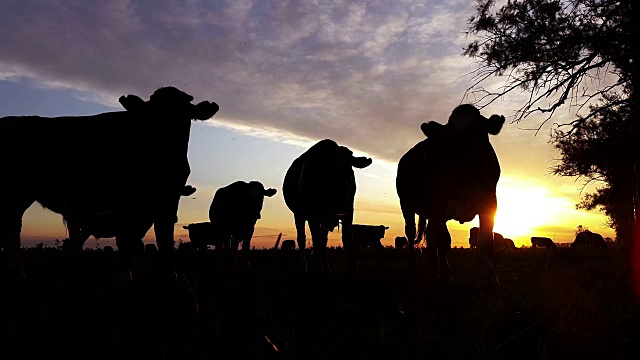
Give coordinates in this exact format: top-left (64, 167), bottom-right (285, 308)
top-left (462, 0), bottom-right (640, 295)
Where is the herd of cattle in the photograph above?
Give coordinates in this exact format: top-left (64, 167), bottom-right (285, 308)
top-left (0, 87), bottom-right (610, 279)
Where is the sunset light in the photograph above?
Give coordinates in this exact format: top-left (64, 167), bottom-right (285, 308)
top-left (492, 177), bottom-right (577, 246)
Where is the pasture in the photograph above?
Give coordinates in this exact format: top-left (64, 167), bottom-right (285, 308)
top-left (1, 245), bottom-right (639, 359)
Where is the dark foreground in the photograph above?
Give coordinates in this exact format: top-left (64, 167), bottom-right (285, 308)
top-left (1, 246), bottom-right (639, 360)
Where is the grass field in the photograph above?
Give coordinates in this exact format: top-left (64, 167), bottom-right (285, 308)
top-left (1, 246), bottom-right (639, 359)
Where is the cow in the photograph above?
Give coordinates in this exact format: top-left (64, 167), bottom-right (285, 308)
top-left (208, 181), bottom-right (277, 253)
top-left (281, 240), bottom-right (296, 251)
top-left (571, 230), bottom-right (607, 249)
top-left (283, 139), bottom-right (372, 272)
top-left (182, 222), bottom-right (217, 251)
top-left (396, 104), bottom-right (505, 281)
top-left (469, 227), bottom-right (516, 250)
top-left (531, 237), bottom-right (557, 249)
top-left (395, 236), bottom-right (409, 249)
top-left (0, 86), bottom-right (219, 278)
top-left (352, 224), bottom-right (389, 249)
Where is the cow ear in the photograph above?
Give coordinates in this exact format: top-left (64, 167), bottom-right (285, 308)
top-left (486, 115), bottom-right (505, 135)
top-left (119, 95), bottom-right (145, 111)
top-left (352, 156), bottom-right (372, 168)
top-left (420, 121), bottom-right (446, 137)
top-left (181, 185), bottom-right (197, 196)
top-left (191, 101), bottom-right (220, 120)
top-left (264, 188), bottom-right (277, 197)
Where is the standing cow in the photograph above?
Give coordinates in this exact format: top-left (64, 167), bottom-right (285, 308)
top-left (469, 227), bottom-right (516, 250)
top-left (208, 180), bottom-right (277, 252)
top-left (396, 104), bottom-right (505, 280)
top-left (283, 139), bottom-right (372, 272)
top-left (0, 86), bottom-right (219, 277)
top-left (352, 224), bottom-right (389, 249)
top-left (571, 230), bottom-right (607, 249)
top-left (531, 237), bottom-right (557, 249)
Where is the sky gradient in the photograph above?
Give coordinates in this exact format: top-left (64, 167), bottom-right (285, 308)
top-left (0, 0), bottom-right (615, 249)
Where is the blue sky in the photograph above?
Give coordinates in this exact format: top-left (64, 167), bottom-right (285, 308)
top-left (1, 0), bottom-right (615, 249)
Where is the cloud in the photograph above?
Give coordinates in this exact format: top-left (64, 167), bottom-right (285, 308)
top-left (0, 0), bottom-right (535, 162)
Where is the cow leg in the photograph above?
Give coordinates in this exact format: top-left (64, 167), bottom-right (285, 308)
top-left (294, 213), bottom-right (308, 271)
top-left (0, 198), bottom-right (33, 280)
top-left (425, 218), bottom-right (451, 281)
top-left (401, 206), bottom-right (418, 271)
top-left (116, 220), bottom-right (150, 281)
top-left (309, 220), bottom-right (329, 272)
top-left (478, 209), bottom-right (499, 287)
top-left (340, 213), bottom-right (357, 273)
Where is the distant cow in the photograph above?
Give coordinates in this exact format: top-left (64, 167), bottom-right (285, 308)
top-left (395, 236), bottom-right (409, 249)
top-left (531, 237), bottom-right (557, 249)
top-left (283, 139), bottom-right (372, 272)
top-left (397, 104), bottom-right (505, 279)
top-left (0, 86), bottom-right (219, 275)
top-left (571, 230), bottom-right (607, 249)
top-left (281, 240), bottom-right (296, 251)
top-left (183, 222), bottom-right (217, 251)
top-left (352, 224), bottom-right (389, 249)
top-left (469, 227), bottom-right (516, 250)
top-left (209, 181), bottom-right (277, 252)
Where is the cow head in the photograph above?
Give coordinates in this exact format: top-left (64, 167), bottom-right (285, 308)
top-left (248, 181), bottom-right (277, 198)
top-left (119, 86), bottom-right (219, 121)
top-left (445, 104), bottom-right (505, 135)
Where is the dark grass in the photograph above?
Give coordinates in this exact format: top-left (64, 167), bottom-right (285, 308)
top-left (1, 246), bottom-right (639, 360)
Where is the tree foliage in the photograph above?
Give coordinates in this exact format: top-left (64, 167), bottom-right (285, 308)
top-left (463, 0), bottom-right (637, 242)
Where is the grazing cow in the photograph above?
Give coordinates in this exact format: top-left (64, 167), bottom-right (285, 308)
top-left (469, 227), bottom-right (516, 250)
top-left (281, 240), bottom-right (296, 251)
top-left (352, 224), bottom-right (389, 249)
top-left (571, 230), bottom-right (607, 249)
top-left (395, 236), bottom-right (409, 249)
top-left (208, 181), bottom-right (277, 252)
top-left (0, 86), bottom-right (219, 276)
top-left (531, 237), bottom-right (557, 249)
top-left (397, 104), bottom-right (505, 280)
top-left (283, 139), bottom-right (372, 272)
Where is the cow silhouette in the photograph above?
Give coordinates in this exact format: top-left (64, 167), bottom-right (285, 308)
top-left (396, 104), bottom-right (505, 280)
top-left (469, 227), bottom-right (516, 250)
top-left (531, 237), bottom-right (557, 249)
top-left (280, 240), bottom-right (296, 251)
top-left (208, 180), bottom-right (277, 252)
top-left (0, 86), bottom-right (219, 277)
top-left (571, 230), bottom-right (607, 249)
top-left (283, 139), bottom-right (372, 272)
top-left (352, 224), bottom-right (389, 249)
top-left (395, 236), bottom-right (409, 249)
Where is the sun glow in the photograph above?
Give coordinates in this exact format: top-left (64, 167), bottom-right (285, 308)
top-left (493, 178), bottom-right (570, 240)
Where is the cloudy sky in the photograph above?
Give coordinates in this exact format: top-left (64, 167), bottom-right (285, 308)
top-left (0, 0), bottom-right (614, 249)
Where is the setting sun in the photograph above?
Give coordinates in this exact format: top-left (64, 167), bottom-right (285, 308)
top-left (493, 177), bottom-right (572, 243)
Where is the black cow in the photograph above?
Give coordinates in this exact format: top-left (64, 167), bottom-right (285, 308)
top-left (283, 139), bottom-right (372, 272)
top-left (469, 227), bottom-right (516, 250)
top-left (182, 181), bottom-right (276, 253)
top-left (531, 237), bottom-right (557, 249)
top-left (352, 224), bottom-right (388, 249)
top-left (281, 240), bottom-right (296, 251)
top-left (0, 86), bottom-right (219, 277)
top-left (208, 181), bottom-right (277, 252)
top-left (571, 230), bottom-right (607, 249)
top-left (395, 236), bottom-right (409, 249)
top-left (397, 104), bottom-right (505, 280)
